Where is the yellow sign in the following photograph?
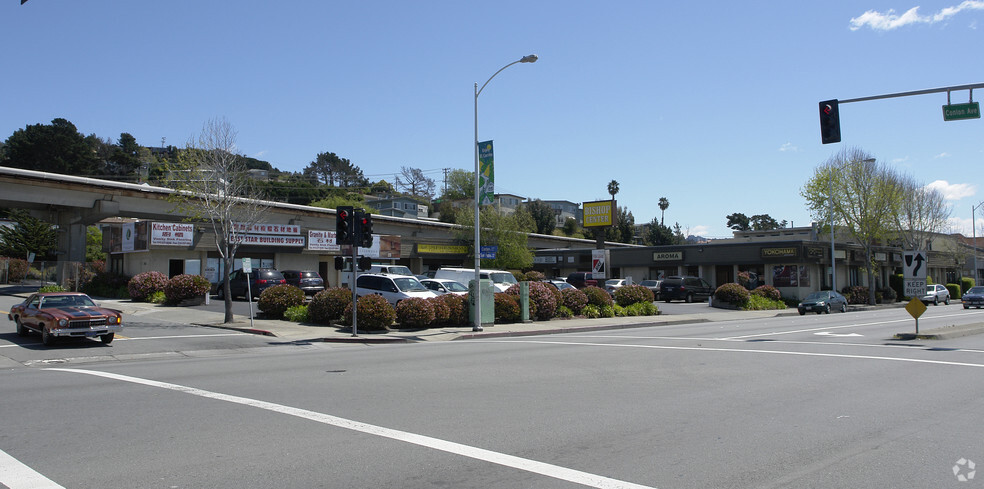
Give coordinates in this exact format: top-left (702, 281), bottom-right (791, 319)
top-left (905, 297), bottom-right (927, 319)
top-left (417, 244), bottom-right (468, 255)
top-left (582, 200), bottom-right (613, 227)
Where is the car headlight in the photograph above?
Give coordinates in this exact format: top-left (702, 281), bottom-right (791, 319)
top-left (107, 316), bottom-right (120, 325)
top-left (58, 319), bottom-right (68, 327)
top-left (817, 301), bottom-right (826, 306)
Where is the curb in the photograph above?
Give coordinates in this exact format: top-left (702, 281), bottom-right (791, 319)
top-left (894, 322), bottom-right (984, 341)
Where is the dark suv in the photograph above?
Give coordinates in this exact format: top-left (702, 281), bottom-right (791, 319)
top-left (217, 268), bottom-right (286, 300)
top-left (282, 270), bottom-right (325, 295)
top-left (566, 272), bottom-right (599, 289)
top-left (659, 276), bottom-right (714, 303)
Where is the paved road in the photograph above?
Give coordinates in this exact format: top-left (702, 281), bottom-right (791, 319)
top-left (3, 302), bottom-right (984, 487)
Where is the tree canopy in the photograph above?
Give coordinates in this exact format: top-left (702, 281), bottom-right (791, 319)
top-left (1, 118), bottom-right (103, 175)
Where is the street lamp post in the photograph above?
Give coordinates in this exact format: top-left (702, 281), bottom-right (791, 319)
top-left (473, 54), bottom-right (537, 332)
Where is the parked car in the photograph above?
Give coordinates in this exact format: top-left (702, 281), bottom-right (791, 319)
top-left (356, 273), bottom-right (437, 305)
top-left (8, 292), bottom-right (123, 346)
top-left (217, 268), bottom-right (287, 300)
top-left (281, 270), bottom-right (325, 295)
top-left (963, 286), bottom-right (984, 309)
top-left (566, 272), bottom-right (599, 289)
top-left (368, 264), bottom-right (415, 276)
top-left (434, 267), bottom-right (518, 293)
top-left (659, 276), bottom-right (714, 303)
top-left (605, 279), bottom-right (629, 295)
top-left (420, 278), bottom-right (469, 296)
top-left (921, 284), bottom-right (951, 306)
top-left (639, 279), bottom-right (662, 300)
top-left (797, 290), bottom-right (848, 315)
top-left (543, 279), bottom-right (574, 291)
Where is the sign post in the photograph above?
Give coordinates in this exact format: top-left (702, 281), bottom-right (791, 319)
top-left (242, 258), bottom-right (255, 329)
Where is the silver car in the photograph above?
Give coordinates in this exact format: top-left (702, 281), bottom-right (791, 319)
top-left (920, 284), bottom-right (950, 306)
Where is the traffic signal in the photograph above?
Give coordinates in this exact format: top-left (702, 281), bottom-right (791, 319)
top-left (357, 256), bottom-right (372, 271)
top-left (819, 99), bottom-right (841, 144)
top-left (336, 206), bottom-right (354, 245)
top-left (359, 212), bottom-right (374, 248)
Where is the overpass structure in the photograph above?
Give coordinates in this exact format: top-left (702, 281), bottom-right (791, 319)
top-left (0, 166), bottom-right (624, 283)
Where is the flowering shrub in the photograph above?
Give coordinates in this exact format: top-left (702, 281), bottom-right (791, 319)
top-left (1, 258), bottom-right (29, 282)
top-left (751, 285), bottom-right (781, 301)
top-left (737, 271), bottom-right (752, 289)
top-left (494, 293), bottom-right (521, 323)
top-left (128, 271), bottom-right (169, 302)
top-left (38, 284), bottom-right (67, 293)
top-left (396, 297), bottom-right (436, 328)
top-left (561, 288), bottom-right (589, 314)
top-left (614, 284), bottom-right (654, 306)
top-left (427, 297), bottom-right (450, 325)
top-left (308, 287), bottom-right (353, 324)
top-left (164, 274), bottom-right (211, 304)
top-left (505, 281), bottom-right (557, 321)
top-left (440, 293), bottom-right (468, 325)
top-left (258, 284), bottom-right (306, 319)
top-left (582, 285), bottom-right (613, 307)
top-left (714, 283), bottom-right (750, 306)
top-left (522, 270), bottom-right (545, 282)
top-left (842, 286), bottom-right (869, 304)
top-left (343, 294), bottom-right (396, 331)
top-left (284, 304), bottom-right (309, 322)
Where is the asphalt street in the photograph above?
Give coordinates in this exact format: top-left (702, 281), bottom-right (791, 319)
top-left (3, 301), bottom-right (984, 488)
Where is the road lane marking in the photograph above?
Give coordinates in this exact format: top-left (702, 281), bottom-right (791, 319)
top-left (0, 447), bottom-right (65, 488)
top-left (44, 368), bottom-right (657, 489)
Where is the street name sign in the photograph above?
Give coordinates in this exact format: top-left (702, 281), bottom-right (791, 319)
top-left (903, 250), bottom-right (927, 298)
top-left (943, 102), bottom-right (980, 121)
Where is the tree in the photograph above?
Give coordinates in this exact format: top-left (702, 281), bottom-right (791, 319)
top-left (440, 169), bottom-right (474, 201)
top-left (523, 199), bottom-right (556, 235)
top-left (561, 217), bottom-right (584, 238)
top-left (726, 212), bottom-right (751, 231)
top-left (606, 206), bottom-right (635, 243)
top-left (0, 209), bottom-right (58, 260)
top-left (893, 175), bottom-right (951, 250)
top-left (303, 152), bottom-right (367, 188)
top-left (86, 225), bottom-right (106, 262)
top-left (104, 132), bottom-right (142, 178)
top-left (801, 147), bottom-right (902, 305)
top-left (607, 180), bottom-right (619, 200)
top-left (396, 166), bottom-right (436, 200)
top-left (165, 117), bottom-right (270, 323)
top-left (645, 219), bottom-right (676, 245)
top-left (1, 118), bottom-right (102, 175)
top-left (452, 206), bottom-right (534, 270)
top-left (658, 197), bottom-right (669, 225)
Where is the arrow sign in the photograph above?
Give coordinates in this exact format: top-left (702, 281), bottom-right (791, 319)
top-left (814, 332), bottom-right (863, 337)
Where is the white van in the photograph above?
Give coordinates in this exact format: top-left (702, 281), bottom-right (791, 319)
top-left (434, 267), bottom-right (518, 293)
top-left (355, 274), bottom-right (437, 305)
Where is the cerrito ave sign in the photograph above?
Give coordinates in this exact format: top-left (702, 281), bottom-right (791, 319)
top-left (943, 102), bottom-right (980, 121)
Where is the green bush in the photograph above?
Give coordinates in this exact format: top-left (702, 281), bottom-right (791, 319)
top-left (556, 305), bottom-right (574, 318)
top-left (505, 282), bottom-right (557, 320)
top-left (744, 295), bottom-right (786, 310)
top-left (890, 273), bottom-right (905, 300)
top-left (623, 301), bottom-right (658, 316)
top-left (521, 270), bottom-right (545, 282)
top-left (396, 297), bottom-right (436, 328)
top-left (128, 271), bottom-right (168, 302)
top-left (751, 285), bottom-right (781, 301)
top-left (613, 284), bottom-right (653, 306)
top-left (440, 293), bottom-right (468, 326)
top-left (343, 294), bottom-right (396, 331)
top-left (561, 287), bottom-right (589, 314)
top-left (258, 284), bottom-right (306, 319)
top-left (284, 305), bottom-right (309, 322)
top-left (147, 290), bottom-right (167, 303)
top-left (582, 285), bottom-right (613, 307)
top-left (38, 284), bottom-right (66, 293)
top-left (961, 277), bottom-right (976, 295)
top-left (841, 286), bottom-right (869, 304)
top-left (428, 296), bottom-right (450, 325)
top-left (494, 292), bottom-right (521, 323)
top-left (879, 287), bottom-right (897, 303)
top-left (582, 304), bottom-right (601, 318)
top-left (715, 283), bottom-right (750, 306)
top-left (308, 287), bottom-right (353, 324)
top-left (81, 271), bottom-right (131, 298)
top-left (164, 274), bottom-right (211, 304)
top-left (946, 283), bottom-right (961, 300)
top-left (599, 304), bottom-right (616, 318)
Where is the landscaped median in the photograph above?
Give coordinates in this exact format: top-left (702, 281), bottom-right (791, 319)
top-left (710, 283), bottom-right (787, 311)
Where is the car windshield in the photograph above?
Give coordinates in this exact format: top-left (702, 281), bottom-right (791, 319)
top-left (43, 295), bottom-right (96, 308)
top-left (394, 277), bottom-right (427, 292)
top-left (926, 286), bottom-right (935, 293)
top-left (804, 292), bottom-right (828, 301)
top-left (489, 272), bottom-right (517, 285)
top-left (968, 287), bottom-right (984, 294)
top-left (606, 279), bottom-right (621, 286)
top-left (445, 281), bottom-right (469, 292)
top-left (386, 266), bottom-right (414, 276)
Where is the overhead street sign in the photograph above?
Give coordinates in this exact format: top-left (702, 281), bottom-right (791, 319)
top-left (943, 102), bottom-right (980, 121)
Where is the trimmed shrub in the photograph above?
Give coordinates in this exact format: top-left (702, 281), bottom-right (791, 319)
top-left (961, 277), bottom-right (976, 295)
top-left (745, 295), bottom-right (786, 310)
top-left (494, 293), bottom-right (521, 323)
top-left (81, 271), bottom-right (131, 298)
top-left (582, 285), bottom-right (613, 307)
top-left (582, 304), bottom-right (601, 318)
top-left (128, 271), bottom-right (168, 302)
top-left (396, 297), bottom-right (436, 328)
top-left (890, 273), bottom-right (905, 299)
top-left (343, 294), bottom-right (396, 331)
top-left (284, 305), bottom-right (309, 322)
top-left (841, 286), bottom-right (869, 304)
top-left (623, 301), bottom-right (658, 316)
top-left (879, 287), bottom-right (897, 303)
top-left (258, 284), bottom-right (306, 319)
top-left (715, 283), bottom-right (750, 306)
top-left (38, 284), bottom-right (67, 293)
top-left (308, 287), bottom-right (353, 324)
top-left (440, 293), bottom-right (468, 326)
top-left (614, 284), bottom-right (654, 306)
top-left (561, 287), bottom-right (589, 314)
top-left (164, 274), bottom-right (211, 304)
top-left (505, 281), bottom-right (557, 320)
top-left (946, 283), bottom-right (961, 300)
top-left (522, 270), bottom-right (545, 282)
top-left (428, 296), bottom-right (450, 325)
top-left (750, 285), bottom-right (781, 301)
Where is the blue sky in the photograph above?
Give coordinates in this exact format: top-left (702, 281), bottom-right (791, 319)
top-left (2, 1), bottom-right (982, 238)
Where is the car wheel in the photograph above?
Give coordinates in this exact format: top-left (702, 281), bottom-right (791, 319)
top-left (934, 297), bottom-right (939, 306)
top-left (799, 310), bottom-right (806, 316)
top-left (965, 305), bottom-right (970, 309)
top-left (685, 293), bottom-right (694, 303)
top-left (824, 305), bottom-right (831, 314)
top-left (944, 297), bottom-right (950, 305)
top-left (840, 303), bottom-right (847, 313)
top-left (41, 327), bottom-right (55, 346)
top-left (15, 317), bottom-right (28, 336)
top-left (216, 287), bottom-right (225, 300)
top-left (100, 333), bottom-right (115, 344)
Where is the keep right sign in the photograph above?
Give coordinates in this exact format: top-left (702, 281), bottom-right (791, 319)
top-left (903, 250), bottom-right (927, 298)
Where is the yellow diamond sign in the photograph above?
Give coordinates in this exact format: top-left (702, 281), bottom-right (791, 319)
top-left (905, 297), bottom-right (927, 319)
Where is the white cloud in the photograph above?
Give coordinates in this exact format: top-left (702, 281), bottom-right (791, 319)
top-left (935, 152), bottom-right (951, 159)
top-left (850, 1), bottom-right (984, 31)
top-left (779, 142), bottom-right (797, 152)
top-left (950, 216), bottom-right (975, 236)
top-left (925, 180), bottom-right (977, 200)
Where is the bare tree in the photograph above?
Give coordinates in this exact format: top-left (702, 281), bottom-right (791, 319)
top-left (894, 174), bottom-right (951, 250)
top-left (166, 117), bottom-right (269, 323)
top-left (396, 166), bottom-right (436, 200)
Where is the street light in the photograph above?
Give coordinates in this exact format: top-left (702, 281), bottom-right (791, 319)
top-left (473, 54), bottom-right (537, 332)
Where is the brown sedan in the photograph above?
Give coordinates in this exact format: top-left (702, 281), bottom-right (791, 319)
top-left (8, 292), bottom-right (123, 346)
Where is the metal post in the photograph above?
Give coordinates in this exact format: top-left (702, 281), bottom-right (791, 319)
top-left (829, 175), bottom-right (837, 292)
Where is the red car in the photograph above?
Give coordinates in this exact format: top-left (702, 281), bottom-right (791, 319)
top-left (8, 292), bottom-right (123, 346)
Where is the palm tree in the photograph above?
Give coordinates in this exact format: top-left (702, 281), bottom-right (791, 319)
top-left (607, 180), bottom-right (619, 200)
top-left (658, 197), bottom-right (669, 225)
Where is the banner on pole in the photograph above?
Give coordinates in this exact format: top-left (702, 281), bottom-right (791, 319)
top-left (478, 140), bottom-right (494, 206)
